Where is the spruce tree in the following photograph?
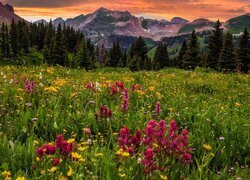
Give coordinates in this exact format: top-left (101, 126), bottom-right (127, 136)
top-left (43, 21), bottom-right (54, 64)
top-left (10, 19), bottom-right (18, 57)
top-left (218, 32), bottom-right (237, 71)
top-left (153, 43), bottom-right (169, 70)
top-left (238, 27), bottom-right (250, 73)
top-left (178, 40), bottom-right (187, 68)
top-left (74, 38), bottom-right (93, 70)
top-left (207, 20), bottom-right (223, 69)
top-left (183, 30), bottom-right (200, 69)
top-left (130, 36), bottom-right (147, 69)
top-left (108, 38), bottom-right (122, 67)
top-left (51, 24), bottom-right (68, 66)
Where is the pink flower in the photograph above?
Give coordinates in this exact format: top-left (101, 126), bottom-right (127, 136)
top-left (155, 101), bottom-right (161, 116)
top-left (121, 88), bottom-right (129, 112)
top-left (25, 80), bottom-right (36, 94)
top-left (52, 158), bottom-right (60, 166)
top-left (100, 105), bottom-right (112, 118)
top-left (36, 147), bottom-right (44, 158)
top-left (85, 128), bottom-right (91, 135)
top-left (43, 144), bottom-right (56, 155)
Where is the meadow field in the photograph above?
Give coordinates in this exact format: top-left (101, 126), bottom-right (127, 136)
top-left (0, 65), bottom-right (249, 179)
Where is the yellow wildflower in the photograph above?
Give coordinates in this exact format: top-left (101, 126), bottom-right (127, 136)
top-left (59, 176), bottom-right (68, 180)
top-left (160, 175), bottom-right (167, 180)
top-left (53, 79), bottom-right (66, 87)
top-left (78, 146), bottom-right (88, 151)
top-left (67, 166), bottom-right (73, 176)
top-left (36, 157), bottom-right (41, 162)
top-left (155, 92), bottom-right (162, 99)
top-left (116, 149), bottom-right (130, 157)
top-left (148, 86), bottom-right (155, 91)
top-left (47, 167), bottom-right (57, 173)
top-left (234, 102), bottom-right (241, 107)
top-left (71, 152), bottom-right (83, 161)
top-left (118, 173), bottom-right (126, 177)
top-left (203, 144), bottom-right (212, 151)
top-left (70, 93), bottom-right (77, 98)
top-left (40, 170), bottom-right (46, 175)
top-left (16, 176), bottom-right (25, 180)
top-left (95, 153), bottom-right (103, 157)
top-left (67, 138), bottom-right (75, 143)
top-left (44, 86), bottom-right (58, 93)
top-left (2, 171), bottom-right (11, 177)
top-left (33, 140), bottom-right (39, 145)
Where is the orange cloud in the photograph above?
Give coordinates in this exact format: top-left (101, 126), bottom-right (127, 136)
top-left (3, 0), bottom-right (249, 21)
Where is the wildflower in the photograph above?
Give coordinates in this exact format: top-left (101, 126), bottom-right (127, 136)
top-left (71, 152), bottom-right (82, 161)
top-left (2, 171), bottom-right (11, 178)
top-left (87, 139), bottom-right (92, 145)
top-left (236, 177), bottom-right (242, 180)
top-left (155, 92), bottom-right (162, 99)
top-left (160, 175), bottom-right (167, 180)
top-left (16, 176), bottom-right (25, 180)
top-left (25, 80), bottom-right (36, 94)
top-left (137, 158), bottom-right (142, 164)
top-left (32, 117), bottom-right (38, 122)
top-left (94, 153), bottom-right (103, 157)
top-left (33, 140), bottom-right (39, 145)
top-left (142, 148), bottom-right (155, 171)
top-left (85, 128), bottom-right (91, 135)
top-left (47, 167), bottom-right (57, 173)
top-left (36, 147), bottom-right (44, 158)
top-left (121, 88), bottom-right (129, 112)
top-left (44, 86), bottom-right (59, 93)
top-left (52, 158), bottom-right (60, 166)
top-left (67, 166), bottom-right (73, 176)
top-left (219, 137), bottom-right (225, 141)
top-left (43, 144), bottom-right (56, 155)
top-left (234, 102), bottom-right (241, 107)
top-left (99, 105), bottom-right (112, 118)
top-left (78, 146), bottom-right (88, 151)
top-left (155, 101), bottom-right (161, 116)
top-left (59, 176), bottom-right (68, 180)
top-left (27, 102), bottom-right (32, 107)
top-left (67, 138), bottom-right (75, 144)
top-left (203, 144), bottom-right (212, 151)
top-left (118, 173), bottom-right (126, 177)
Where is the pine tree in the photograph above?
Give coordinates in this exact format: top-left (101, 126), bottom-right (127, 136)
top-left (108, 38), bottom-right (122, 67)
top-left (218, 32), bottom-right (237, 71)
top-left (183, 30), bottom-right (200, 69)
top-left (74, 38), bottom-right (94, 70)
top-left (130, 36), bottom-right (147, 69)
top-left (207, 20), bottom-right (223, 69)
top-left (51, 24), bottom-right (68, 66)
top-left (43, 21), bottom-right (54, 64)
top-left (178, 40), bottom-right (187, 68)
top-left (153, 43), bottom-right (169, 70)
top-left (0, 23), bottom-right (10, 59)
top-left (238, 27), bottom-right (250, 73)
top-left (10, 19), bottom-right (18, 57)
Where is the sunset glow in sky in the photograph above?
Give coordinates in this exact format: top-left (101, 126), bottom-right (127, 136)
top-left (2, 0), bottom-right (250, 22)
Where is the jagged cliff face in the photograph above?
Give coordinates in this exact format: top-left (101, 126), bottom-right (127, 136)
top-left (0, 2), bottom-right (24, 24)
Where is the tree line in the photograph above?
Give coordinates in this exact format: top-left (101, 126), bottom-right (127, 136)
top-left (0, 20), bottom-right (249, 73)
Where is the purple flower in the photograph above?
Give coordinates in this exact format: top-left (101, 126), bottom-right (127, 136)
top-left (219, 136), bottom-right (225, 141)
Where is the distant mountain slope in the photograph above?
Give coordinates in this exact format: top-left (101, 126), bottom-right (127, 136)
top-left (178, 18), bottom-right (215, 34)
top-left (0, 2), bottom-right (25, 24)
top-left (225, 14), bottom-right (250, 33)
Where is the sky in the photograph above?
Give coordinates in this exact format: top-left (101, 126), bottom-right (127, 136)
top-left (2, 0), bottom-right (250, 22)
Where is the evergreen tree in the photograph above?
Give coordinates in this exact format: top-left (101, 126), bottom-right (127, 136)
top-left (218, 32), bottom-right (237, 71)
top-left (238, 27), bottom-right (250, 73)
top-left (51, 24), bottom-right (68, 65)
top-left (10, 19), bottom-right (18, 57)
top-left (153, 43), bottom-right (169, 70)
top-left (0, 23), bottom-right (10, 59)
top-left (43, 21), bottom-right (54, 64)
top-left (130, 36), bottom-right (147, 68)
top-left (74, 38), bottom-right (94, 70)
top-left (178, 40), bottom-right (187, 68)
top-left (183, 30), bottom-right (200, 69)
top-left (108, 38), bottom-right (122, 67)
top-left (207, 20), bottom-right (223, 69)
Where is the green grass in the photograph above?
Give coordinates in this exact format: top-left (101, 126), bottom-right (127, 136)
top-left (0, 65), bottom-right (249, 179)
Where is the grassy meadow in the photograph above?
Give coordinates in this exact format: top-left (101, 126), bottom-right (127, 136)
top-left (0, 65), bottom-right (249, 179)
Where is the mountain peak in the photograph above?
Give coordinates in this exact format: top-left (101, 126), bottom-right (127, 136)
top-left (4, 3), bottom-right (14, 13)
top-left (171, 17), bottom-right (189, 24)
top-left (95, 7), bottom-right (111, 14)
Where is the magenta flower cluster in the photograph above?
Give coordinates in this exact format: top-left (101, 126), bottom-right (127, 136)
top-left (121, 88), bottom-right (129, 112)
top-left (25, 80), bottom-right (36, 94)
top-left (99, 105), bottom-right (112, 118)
top-left (117, 119), bottom-right (193, 174)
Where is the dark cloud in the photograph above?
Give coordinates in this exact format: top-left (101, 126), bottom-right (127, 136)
top-left (6, 0), bottom-right (90, 8)
top-left (226, 8), bottom-right (246, 13)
